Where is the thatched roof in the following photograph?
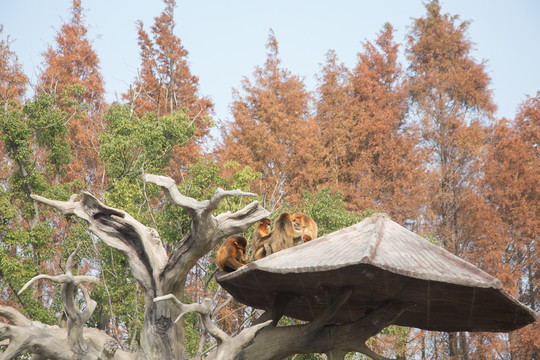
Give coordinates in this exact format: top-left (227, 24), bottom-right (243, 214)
top-left (217, 213), bottom-right (538, 332)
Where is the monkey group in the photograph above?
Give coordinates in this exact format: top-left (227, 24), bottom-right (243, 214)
top-left (215, 213), bottom-right (318, 272)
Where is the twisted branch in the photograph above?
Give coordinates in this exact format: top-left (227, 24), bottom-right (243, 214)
top-left (144, 174), bottom-right (269, 295)
top-left (31, 192), bottom-right (168, 299)
top-left (1, 245), bottom-right (128, 360)
top-left (154, 294), bottom-right (272, 358)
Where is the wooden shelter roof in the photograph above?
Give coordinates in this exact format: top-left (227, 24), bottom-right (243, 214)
top-left (217, 213), bottom-right (538, 332)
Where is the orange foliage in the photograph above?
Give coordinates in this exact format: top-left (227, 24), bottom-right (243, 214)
top-left (219, 30), bottom-right (319, 205)
top-left (480, 94), bottom-right (540, 359)
top-left (38, 0), bottom-right (105, 186)
top-left (0, 31), bottom-right (27, 102)
top-left (316, 24), bottom-right (425, 224)
top-left (127, 0), bottom-right (213, 170)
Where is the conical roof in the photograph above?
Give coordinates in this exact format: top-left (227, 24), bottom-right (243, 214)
top-left (217, 213), bottom-right (537, 332)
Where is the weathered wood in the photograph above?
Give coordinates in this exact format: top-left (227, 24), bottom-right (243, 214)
top-left (155, 294), bottom-right (272, 360)
top-left (236, 300), bottom-right (409, 360)
top-left (2, 247), bottom-right (128, 360)
top-left (21, 174), bottom-right (270, 360)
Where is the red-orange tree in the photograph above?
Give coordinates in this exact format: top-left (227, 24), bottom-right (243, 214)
top-left (127, 0), bottom-right (213, 170)
top-left (406, 0), bottom-right (496, 357)
top-left (316, 24), bottom-right (424, 225)
top-left (219, 30), bottom-right (318, 206)
top-left (39, 0), bottom-right (105, 187)
top-left (0, 28), bottom-right (27, 106)
top-left (481, 94), bottom-right (539, 359)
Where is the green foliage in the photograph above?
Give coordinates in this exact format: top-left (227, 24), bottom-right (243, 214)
top-left (423, 232), bottom-right (440, 246)
top-left (0, 90), bottom-right (88, 326)
top-left (289, 187), bottom-right (373, 237)
top-left (1, 101), bottom-right (47, 196)
top-left (184, 304), bottom-right (205, 357)
top-left (23, 92), bottom-right (72, 178)
top-left (100, 104), bottom-right (200, 244)
top-left (95, 106), bottom-right (263, 347)
top-left (100, 105), bottom-right (196, 181)
top-left (0, 193), bottom-right (59, 323)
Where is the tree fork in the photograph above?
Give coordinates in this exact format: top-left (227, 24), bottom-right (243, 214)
top-left (27, 174), bottom-right (269, 360)
top-left (238, 297), bottom-right (411, 360)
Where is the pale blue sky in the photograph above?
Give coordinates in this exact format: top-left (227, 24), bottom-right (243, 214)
top-left (2, 0), bottom-right (539, 125)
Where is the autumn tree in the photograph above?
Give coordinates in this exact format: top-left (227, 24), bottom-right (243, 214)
top-left (314, 50), bottom-right (355, 196)
top-left (0, 27), bottom-right (27, 106)
top-left (316, 24), bottom-right (424, 226)
top-left (313, 22), bottom-right (425, 360)
top-left (0, 25), bottom-right (30, 311)
top-left (220, 30), bottom-right (318, 206)
top-left (406, 0), bottom-right (496, 357)
top-left (480, 94), bottom-right (539, 359)
top-left (127, 0), bottom-right (213, 169)
top-left (38, 0), bottom-right (105, 186)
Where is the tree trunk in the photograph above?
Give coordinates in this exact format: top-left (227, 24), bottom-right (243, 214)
top-left (28, 175), bottom-right (269, 360)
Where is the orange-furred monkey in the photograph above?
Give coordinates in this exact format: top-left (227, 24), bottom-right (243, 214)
top-left (251, 218), bottom-right (271, 260)
top-left (216, 236), bottom-right (249, 272)
top-left (291, 213), bottom-right (318, 242)
top-left (253, 213), bottom-right (302, 260)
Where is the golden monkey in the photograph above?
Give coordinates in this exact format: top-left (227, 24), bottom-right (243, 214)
top-left (251, 218), bottom-right (271, 260)
top-left (291, 213), bottom-right (318, 242)
top-left (253, 213), bottom-right (302, 260)
top-left (216, 236), bottom-right (249, 272)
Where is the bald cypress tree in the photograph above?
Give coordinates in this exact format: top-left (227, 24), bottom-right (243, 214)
top-left (39, 0), bottom-right (105, 186)
top-left (407, 1), bottom-right (496, 357)
top-left (128, 0), bottom-right (213, 169)
top-left (219, 30), bottom-right (316, 206)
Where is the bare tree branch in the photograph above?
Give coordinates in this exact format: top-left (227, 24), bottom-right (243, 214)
top-left (142, 174), bottom-right (200, 215)
top-left (206, 188), bottom-right (257, 214)
top-left (0, 320), bottom-right (132, 360)
top-left (143, 174), bottom-right (269, 295)
top-left (31, 192), bottom-right (168, 299)
top-left (0, 306), bottom-right (32, 327)
top-left (154, 294), bottom-right (272, 359)
top-left (1, 245), bottom-right (131, 360)
top-left (17, 274), bottom-right (99, 296)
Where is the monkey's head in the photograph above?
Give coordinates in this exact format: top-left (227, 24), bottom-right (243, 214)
top-left (291, 213), bottom-right (303, 229)
top-left (276, 213), bottom-right (302, 237)
top-left (275, 213), bottom-right (291, 227)
top-left (230, 235), bottom-right (248, 250)
top-left (259, 218), bottom-right (271, 229)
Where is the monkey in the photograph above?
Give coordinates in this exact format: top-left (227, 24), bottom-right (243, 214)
top-left (216, 235), bottom-right (249, 272)
top-left (251, 218), bottom-right (272, 260)
top-left (253, 213), bottom-right (303, 260)
top-left (291, 213), bottom-right (318, 242)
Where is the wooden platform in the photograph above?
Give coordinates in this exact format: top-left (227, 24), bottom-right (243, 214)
top-left (217, 213), bottom-right (538, 332)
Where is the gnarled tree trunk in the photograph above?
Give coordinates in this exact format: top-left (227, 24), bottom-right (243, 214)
top-left (27, 174), bottom-right (269, 360)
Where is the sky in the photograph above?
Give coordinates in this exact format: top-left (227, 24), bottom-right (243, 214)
top-left (2, 0), bottom-right (540, 128)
